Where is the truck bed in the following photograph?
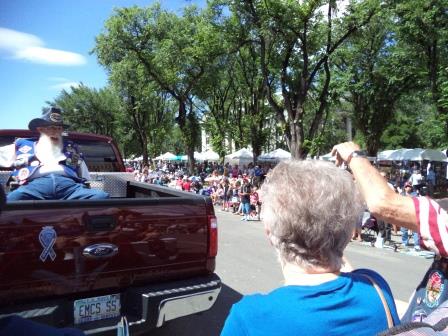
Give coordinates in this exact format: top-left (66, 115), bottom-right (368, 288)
top-left (0, 174), bottom-right (219, 334)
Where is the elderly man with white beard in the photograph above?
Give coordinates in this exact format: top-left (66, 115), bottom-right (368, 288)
top-left (0, 107), bottom-right (109, 201)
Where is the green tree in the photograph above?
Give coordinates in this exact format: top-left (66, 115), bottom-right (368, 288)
top-left (198, 55), bottom-right (238, 159)
top-left (334, 8), bottom-right (418, 155)
top-left (94, 3), bottom-right (225, 173)
top-left (380, 95), bottom-right (423, 149)
top-left (394, 0), bottom-right (448, 135)
top-left (51, 84), bottom-right (121, 138)
top-left (161, 125), bottom-right (186, 156)
top-left (108, 59), bottom-right (175, 164)
top-left (234, 43), bottom-right (271, 162)
top-left (226, 0), bottom-right (379, 158)
top-left (383, 94), bottom-right (448, 150)
top-left (199, 44), bottom-right (273, 163)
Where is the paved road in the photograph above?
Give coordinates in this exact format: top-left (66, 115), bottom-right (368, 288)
top-left (150, 207), bottom-right (433, 336)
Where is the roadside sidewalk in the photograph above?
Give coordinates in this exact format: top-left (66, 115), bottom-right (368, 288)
top-left (436, 197), bottom-right (448, 210)
top-left (349, 197), bottom-right (448, 259)
top-left (352, 229), bottom-right (435, 259)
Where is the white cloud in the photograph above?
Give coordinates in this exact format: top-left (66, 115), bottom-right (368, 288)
top-left (16, 46), bottom-right (86, 65)
top-left (49, 80), bottom-right (81, 91)
top-left (0, 28), bottom-right (43, 50)
top-left (0, 27), bottom-right (86, 66)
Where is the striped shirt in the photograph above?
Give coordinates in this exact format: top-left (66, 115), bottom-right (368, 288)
top-left (413, 197), bottom-right (448, 257)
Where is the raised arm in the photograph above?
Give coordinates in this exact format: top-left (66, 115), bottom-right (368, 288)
top-left (331, 142), bottom-right (417, 231)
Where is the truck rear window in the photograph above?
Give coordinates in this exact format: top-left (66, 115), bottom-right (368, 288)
top-left (0, 136), bottom-right (121, 172)
top-left (76, 139), bottom-right (120, 172)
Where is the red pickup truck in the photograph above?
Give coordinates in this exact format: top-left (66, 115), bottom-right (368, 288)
top-left (0, 130), bottom-right (220, 335)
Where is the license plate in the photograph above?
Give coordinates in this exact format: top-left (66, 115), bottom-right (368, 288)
top-left (74, 294), bottom-right (120, 324)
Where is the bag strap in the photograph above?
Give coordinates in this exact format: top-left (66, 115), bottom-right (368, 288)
top-left (360, 273), bottom-right (394, 328)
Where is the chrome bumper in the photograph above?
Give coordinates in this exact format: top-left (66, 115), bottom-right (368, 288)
top-left (130, 279), bottom-right (221, 329)
top-left (83, 274), bottom-right (222, 335)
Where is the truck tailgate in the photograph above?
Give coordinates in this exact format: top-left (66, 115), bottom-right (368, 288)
top-left (0, 197), bottom-right (212, 306)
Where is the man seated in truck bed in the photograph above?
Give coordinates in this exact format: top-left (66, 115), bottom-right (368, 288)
top-left (0, 107), bottom-right (109, 201)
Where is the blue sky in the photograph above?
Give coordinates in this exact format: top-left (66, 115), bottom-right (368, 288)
top-left (0, 0), bottom-right (206, 129)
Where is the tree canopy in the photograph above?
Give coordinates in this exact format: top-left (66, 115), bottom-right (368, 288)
top-left (48, 0), bottom-right (448, 164)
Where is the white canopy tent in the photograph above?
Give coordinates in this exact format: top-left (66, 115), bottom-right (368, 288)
top-left (225, 148), bottom-right (253, 166)
top-left (318, 152), bottom-right (336, 161)
top-left (179, 151), bottom-right (204, 161)
top-left (318, 152), bottom-right (376, 162)
top-left (378, 148), bottom-right (447, 162)
top-left (194, 151), bottom-right (204, 161)
top-left (201, 149), bottom-right (220, 161)
top-left (258, 152), bottom-right (270, 161)
top-left (154, 152), bottom-right (177, 161)
top-left (376, 150), bottom-right (397, 161)
top-left (258, 148), bottom-right (291, 161)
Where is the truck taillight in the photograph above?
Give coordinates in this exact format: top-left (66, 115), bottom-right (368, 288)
top-left (208, 215), bottom-right (218, 257)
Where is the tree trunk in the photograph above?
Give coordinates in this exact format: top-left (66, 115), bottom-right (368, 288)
top-left (365, 135), bottom-right (379, 157)
top-left (250, 125), bottom-right (262, 165)
top-left (186, 147), bottom-right (195, 175)
top-left (129, 96), bottom-right (149, 166)
top-left (287, 121), bottom-right (303, 159)
top-left (176, 99), bottom-right (197, 175)
top-left (142, 136), bottom-right (148, 166)
top-left (285, 101), bottom-right (306, 159)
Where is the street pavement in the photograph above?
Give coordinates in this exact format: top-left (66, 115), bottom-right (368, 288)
top-left (149, 206), bottom-right (434, 335)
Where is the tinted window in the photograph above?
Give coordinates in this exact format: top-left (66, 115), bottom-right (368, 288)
top-left (76, 140), bottom-right (116, 162)
top-left (75, 140), bottom-right (120, 172)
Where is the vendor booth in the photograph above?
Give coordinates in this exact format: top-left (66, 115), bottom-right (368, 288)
top-left (200, 149), bottom-right (220, 162)
top-left (258, 148), bottom-right (291, 162)
top-left (154, 152), bottom-right (177, 161)
top-left (377, 148), bottom-right (447, 195)
top-left (225, 148), bottom-right (253, 167)
top-left (178, 151), bottom-right (204, 162)
top-left (378, 148), bottom-right (447, 162)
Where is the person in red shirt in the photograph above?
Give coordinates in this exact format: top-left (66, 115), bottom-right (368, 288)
top-left (182, 177), bottom-right (191, 192)
top-left (332, 142), bottom-right (448, 322)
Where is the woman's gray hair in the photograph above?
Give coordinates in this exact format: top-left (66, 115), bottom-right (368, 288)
top-left (260, 160), bottom-right (363, 271)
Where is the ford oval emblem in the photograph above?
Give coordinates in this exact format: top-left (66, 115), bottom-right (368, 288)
top-left (83, 243), bottom-right (118, 258)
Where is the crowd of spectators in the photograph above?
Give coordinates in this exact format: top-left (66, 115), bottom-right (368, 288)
top-left (125, 160), bottom-right (272, 221)
top-left (370, 166), bottom-right (436, 250)
top-left (384, 162), bottom-right (440, 197)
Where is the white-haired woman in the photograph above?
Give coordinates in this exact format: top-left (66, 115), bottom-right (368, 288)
top-left (221, 160), bottom-right (399, 336)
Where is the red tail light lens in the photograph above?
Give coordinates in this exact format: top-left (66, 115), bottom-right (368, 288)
top-left (208, 215), bottom-right (218, 257)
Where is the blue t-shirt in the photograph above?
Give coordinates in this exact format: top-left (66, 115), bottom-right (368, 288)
top-left (221, 269), bottom-right (399, 336)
